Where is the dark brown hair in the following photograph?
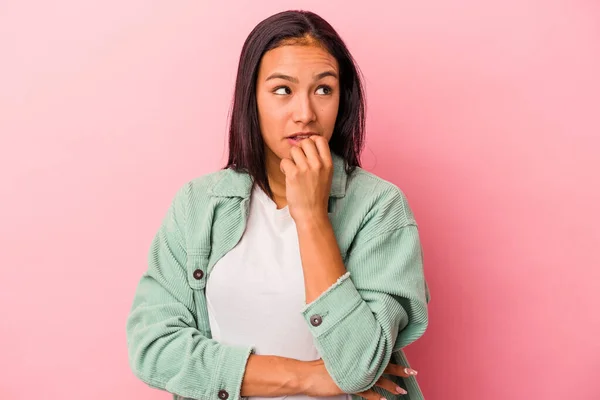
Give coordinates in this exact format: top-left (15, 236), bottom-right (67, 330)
top-left (225, 10), bottom-right (366, 197)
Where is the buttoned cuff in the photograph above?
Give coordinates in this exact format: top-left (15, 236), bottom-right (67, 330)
top-left (211, 345), bottom-right (254, 400)
top-left (301, 272), bottom-right (363, 337)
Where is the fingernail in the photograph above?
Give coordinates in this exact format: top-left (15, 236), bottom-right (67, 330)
top-left (396, 386), bottom-right (407, 395)
top-left (404, 368), bottom-right (418, 375)
top-left (380, 397), bottom-right (387, 400)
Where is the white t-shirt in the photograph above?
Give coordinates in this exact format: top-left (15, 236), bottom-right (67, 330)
top-left (206, 185), bottom-right (349, 400)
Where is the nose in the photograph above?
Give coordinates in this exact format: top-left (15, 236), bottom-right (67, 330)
top-left (292, 93), bottom-right (316, 125)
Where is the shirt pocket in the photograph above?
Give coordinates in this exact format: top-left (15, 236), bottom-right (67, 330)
top-left (186, 250), bottom-right (209, 291)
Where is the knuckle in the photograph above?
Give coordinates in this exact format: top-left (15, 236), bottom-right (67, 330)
top-left (311, 160), bottom-right (323, 169)
top-left (357, 390), bottom-right (373, 400)
top-left (370, 391), bottom-right (381, 400)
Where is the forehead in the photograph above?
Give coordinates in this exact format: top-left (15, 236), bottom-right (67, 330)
top-left (258, 44), bottom-right (339, 76)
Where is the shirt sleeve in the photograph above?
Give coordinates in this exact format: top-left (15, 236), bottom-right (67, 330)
top-left (126, 184), bottom-right (254, 400)
top-left (300, 189), bottom-right (429, 394)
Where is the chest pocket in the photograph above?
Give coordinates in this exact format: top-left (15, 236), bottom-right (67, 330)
top-left (186, 251), bottom-right (209, 290)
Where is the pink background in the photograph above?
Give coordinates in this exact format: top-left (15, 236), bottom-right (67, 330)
top-left (1, 1), bottom-right (599, 399)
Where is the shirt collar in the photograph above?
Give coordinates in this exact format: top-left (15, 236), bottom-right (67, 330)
top-left (209, 152), bottom-right (348, 199)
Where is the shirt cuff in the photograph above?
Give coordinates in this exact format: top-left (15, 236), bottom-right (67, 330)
top-left (210, 345), bottom-right (254, 400)
top-left (301, 272), bottom-right (363, 337)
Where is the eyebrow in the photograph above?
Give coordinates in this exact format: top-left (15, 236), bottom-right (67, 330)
top-left (265, 70), bottom-right (338, 83)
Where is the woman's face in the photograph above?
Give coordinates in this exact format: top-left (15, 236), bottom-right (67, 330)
top-left (255, 43), bottom-right (340, 165)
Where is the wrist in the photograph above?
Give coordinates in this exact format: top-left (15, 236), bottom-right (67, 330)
top-left (293, 211), bottom-right (330, 231)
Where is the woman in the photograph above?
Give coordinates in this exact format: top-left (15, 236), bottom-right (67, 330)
top-left (126, 10), bottom-right (430, 400)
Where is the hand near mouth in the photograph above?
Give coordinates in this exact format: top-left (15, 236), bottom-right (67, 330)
top-left (280, 135), bottom-right (333, 223)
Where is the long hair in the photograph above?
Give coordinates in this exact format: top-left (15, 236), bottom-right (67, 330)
top-left (225, 10), bottom-right (366, 197)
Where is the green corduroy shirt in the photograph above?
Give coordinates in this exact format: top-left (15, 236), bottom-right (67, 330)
top-left (126, 153), bottom-right (430, 400)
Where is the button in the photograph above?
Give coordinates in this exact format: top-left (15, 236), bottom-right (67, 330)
top-left (193, 269), bottom-right (204, 280)
top-left (310, 315), bottom-right (323, 327)
top-left (218, 390), bottom-right (229, 400)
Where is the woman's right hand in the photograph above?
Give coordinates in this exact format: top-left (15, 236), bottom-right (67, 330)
top-left (301, 359), bottom-right (417, 399)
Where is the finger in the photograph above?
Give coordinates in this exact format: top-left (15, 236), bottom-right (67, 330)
top-left (374, 376), bottom-right (408, 396)
top-left (355, 389), bottom-right (384, 400)
top-left (383, 363), bottom-right (418, 378)
top-left (289, 144), bottom-right (309, 170)
top-left (280, 158), bottom-right (296, 176)
top-left (297, 138), bottom-right (322, 168)
top-left (308, 135), bottom-right (333, 167)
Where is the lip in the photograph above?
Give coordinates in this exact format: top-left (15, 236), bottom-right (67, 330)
top-left (286, 132), bottom-right (319, 139)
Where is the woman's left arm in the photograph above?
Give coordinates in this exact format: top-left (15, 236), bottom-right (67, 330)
top-left (296, 204), bottom-right (429, 394)
top-left (282, 137), bottom-right (429, 394)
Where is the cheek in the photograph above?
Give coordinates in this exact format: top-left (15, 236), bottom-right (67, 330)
top-left (260, 109), bottom-right (285, 132)
top-left (320, 99), bottom-right (340, 125)
top-left (257, 97), bottom-right (287, 141)
top-left (321, 99), bottom-right (339, 141)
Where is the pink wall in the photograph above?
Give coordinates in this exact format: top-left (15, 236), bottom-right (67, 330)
top-left (1, 1), bottom-right (598, 399)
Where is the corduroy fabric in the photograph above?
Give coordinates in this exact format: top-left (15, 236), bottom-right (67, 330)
top-left (126, 153), bottom-right (430, 400)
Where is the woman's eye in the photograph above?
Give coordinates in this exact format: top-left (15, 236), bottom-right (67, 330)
top-left (274, 87), bottom-right (291, 95)
top-left (316, 86), bottom-right (332, 95)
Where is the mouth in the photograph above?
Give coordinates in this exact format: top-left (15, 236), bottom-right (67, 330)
top-left (286, 132), bottom-right (319, 143)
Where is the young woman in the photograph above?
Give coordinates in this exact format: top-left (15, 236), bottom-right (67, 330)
top-left (127, 10), bottom-right (430, 400)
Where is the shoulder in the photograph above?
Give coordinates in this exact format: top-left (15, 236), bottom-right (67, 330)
top-left (188, 168), bottom-right (230, 193)
top-left (343, 166), bottom-right (416, 230)
top-left (346, 167), bottom-right (405, 195)
top-left (170, 168), bottom-right (233, 208)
